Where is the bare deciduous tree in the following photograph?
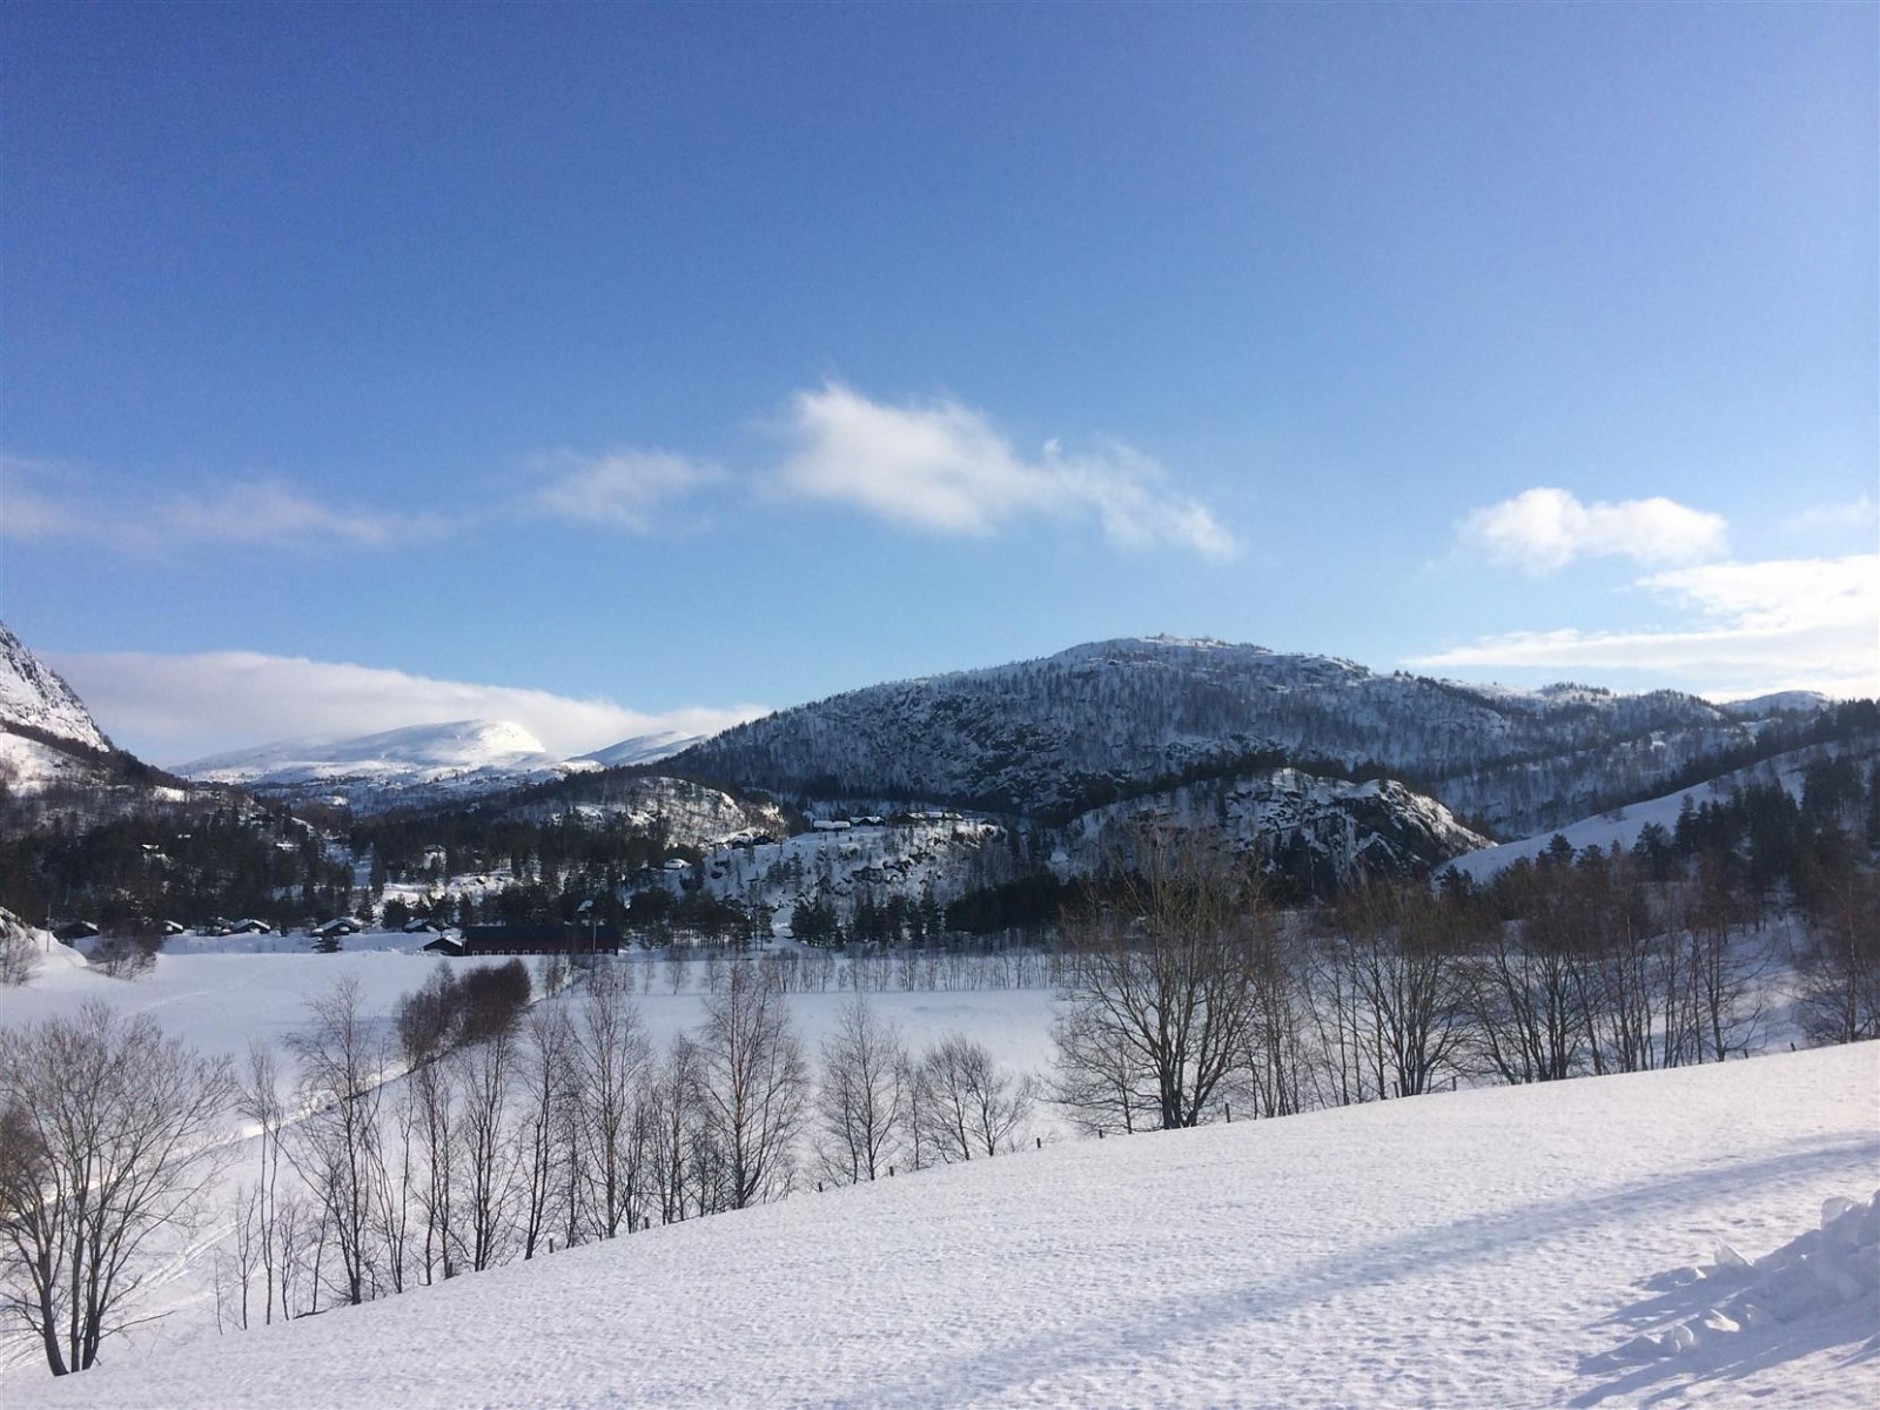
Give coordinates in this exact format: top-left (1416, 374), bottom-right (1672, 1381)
top-left (518, 1002), bottom-right (577, 1258)
top-left (813, 995), bottom-right (907, 1183)
top-left (573, 966), bottom-right (651, 1238)
top-left (410, 1053), bottom-right (458, 1284)
top-left (695, 965), bottom-right (807, 1209)
top-left (1796, 865), bottom-right (1880, 1044)
top-left (452, 1026), bottom-right (519, 1272)
top-left (0, 1000), bottom-right (233, 1376)
top-left (1320, 883), bottom-right (1468, 1099)
top-left (1674, 859), bottom-right (1766, 1063)
top-left (288, 978), bottom-right (388, 1306)
top-left (645, 1034), bottom-right (705, 1225)
top-left (1050, 1002), bottom-right (1147, 1135)
top-left (1458, 885), bottom-right (1583, 1085)
top-left (915, 1034), bottom-right (1035, 1161)
top-left (234, 1040), bottom-right (288, 1324)
top-left (1055, 824), bottom-right (1271, 1130)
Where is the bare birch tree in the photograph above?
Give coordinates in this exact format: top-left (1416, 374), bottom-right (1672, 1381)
top-left (1055, 823), bottom-right (1270, 1130)
top-left (518, 1002), bottom-right (578, 1258)
top-left (645, 1034), bottom-right (705, 1224)
top-left (0, 1001), bottom-right (233, 1376)
top-left (451, 1027), bottom-right (519, 1272)
top-left (813, 995), bottom-right (907, 1183)
top-left (573, 966), bottom-right (651, 1238)
top-left (234, 1039), bottom-right (288, 1324)
top-left (695, 965), bottom-right (806, 1209)
top-left (288, 978), bottom-right (387, 1306)
top-left (915, 1035), bottom-right (1035, 1161)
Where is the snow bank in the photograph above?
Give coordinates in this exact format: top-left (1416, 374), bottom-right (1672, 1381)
top-left (1581, 1187), bottom-right (1880, 1403)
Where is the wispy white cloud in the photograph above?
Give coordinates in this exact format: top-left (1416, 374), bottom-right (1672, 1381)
top-left (1784, 493), bottom-right (1878, 539)
top-left (154, 479), bottom-right (445, 547)
top-left (530, 449), bottom-right (725, 532)
top-left (1410, 554), bottom-right (1879, 700)
top-left (771, 382), bottom-right (1236, 557)
top-left (8, 384), bottom-right (1233, 557)
top-left (1, 457), bottom-right (447, 550)
top-left (1460, 487), bottom-right (1727, 574)
top-left (0, 456), bottom-right (88, 538)
top-left (46, 650), bottom-right (767, 766)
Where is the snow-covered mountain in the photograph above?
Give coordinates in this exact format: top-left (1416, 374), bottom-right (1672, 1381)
top-left (0, 620), bottom-right (111, 754)
top-left (0, 620), bottom-right (130, 797)
top-left (182, 719), bottom-right (559, 785)
top-left (1056, 768), bottom-right (1489, 890)
top-left (674, 636), bottom-right (1807, 838)
top-left (177, 719), bottom-right (571, 807)
top-left (671, 767), bottom-right (1488, 935)
top-left (178, 722), bottom-right (729, 812)
top-left (507, 772), bottom-right (791, 852)
top-left (573, 730), bottom-right (706, 769)
top-left (1721, 690), bottom-right (1832, 719)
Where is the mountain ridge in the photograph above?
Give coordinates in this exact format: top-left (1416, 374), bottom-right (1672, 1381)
top-left (670, 634), bottom-right (1775, 837)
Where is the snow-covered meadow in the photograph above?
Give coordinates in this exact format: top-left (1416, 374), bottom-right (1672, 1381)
top-left (0, 937), bottom-right (1067, 1378)
top-left (5, 1033), bottom-right (1875, 1409)
top-left (0, 935), bottom-right (1060, 1105)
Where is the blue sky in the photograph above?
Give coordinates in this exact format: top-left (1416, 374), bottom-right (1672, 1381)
top-left (2, 2), bottom-right (1874, 763)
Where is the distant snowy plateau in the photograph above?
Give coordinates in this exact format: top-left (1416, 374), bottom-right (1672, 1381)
top-left (11, 1036), bottom-right (1876, 1410)
top-left (177, 720), bottom-right (704, 807)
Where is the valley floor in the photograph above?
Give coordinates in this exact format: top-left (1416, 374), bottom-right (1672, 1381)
top-left (7, 1039), bottom-right (1876, 1410)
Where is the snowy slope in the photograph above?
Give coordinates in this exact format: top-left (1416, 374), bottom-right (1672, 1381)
top-left (0, 730), bottom-right (101, 793)
top-left (1446, 737), bottom-right (1880, 883)
top-left (14, 1041), bottom-right (1876, 1409)
top-left (0, 620), bottom-right (109, 752)
top-left (1723, 691), bottom-right (1833, 718)
top-left (573, 729), bottom-right (706, 768)
top-left (686, 815), bottom-right (1011, 928)
top-left (508, 773), bottom-right (790, 850)
top-left (181, 719), bottom-right (560, 786)
top-left (675, 635), bottom-right (1786, 837)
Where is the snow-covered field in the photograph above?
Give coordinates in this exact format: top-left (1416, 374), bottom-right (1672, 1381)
top-left (0, 939), bottom-right (1059, 1105)
top-left (3, 937), bottom-right (1875, 1408)
top-left (0, 938), bottom-right (442, 1092)
top-left (5, 1039), bottom-right (1874, 1409)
